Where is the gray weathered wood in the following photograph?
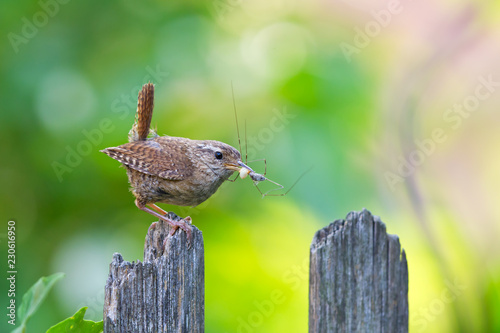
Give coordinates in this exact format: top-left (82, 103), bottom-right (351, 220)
top-left (103, 212), bottom-right (204, 332)
top-left (309, 209), bottom-right (408, 333)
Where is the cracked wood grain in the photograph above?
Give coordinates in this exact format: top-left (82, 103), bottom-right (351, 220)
top-left (309, 209), bottom-right (408, 333)
top-left (103, 212), bottom-right (204, 333)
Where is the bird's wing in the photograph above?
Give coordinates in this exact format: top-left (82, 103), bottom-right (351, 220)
top-left (101, 138), bottom-right (193, 180)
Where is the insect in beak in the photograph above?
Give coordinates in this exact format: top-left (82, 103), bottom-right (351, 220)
top-left (224, 161), bottom-right (255, 179)
top-left (237, 161), bottom-right (253, 179)
top-left (236, 161), bottom-right (268, 183)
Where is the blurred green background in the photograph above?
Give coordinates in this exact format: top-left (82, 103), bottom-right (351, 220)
top-left (1, 0), bottom-right (500, 332)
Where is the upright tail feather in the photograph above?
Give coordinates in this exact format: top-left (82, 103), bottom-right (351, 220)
top-left (128, 83), bottom-right (156, 142)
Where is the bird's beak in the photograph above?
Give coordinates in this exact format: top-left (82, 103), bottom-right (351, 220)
top-left (223, 162), bottom-right (241, 172)
top-left (224, 161), bottom-right (254, 179)
top-left (224, 161), bottom-right (253, 172)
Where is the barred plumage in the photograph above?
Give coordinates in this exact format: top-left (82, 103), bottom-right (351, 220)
top-left (100, 136), bottom-right (193, 181)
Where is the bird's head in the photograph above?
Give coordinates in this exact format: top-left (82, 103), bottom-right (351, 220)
top-left (194, 140), bottom-right (252, 180)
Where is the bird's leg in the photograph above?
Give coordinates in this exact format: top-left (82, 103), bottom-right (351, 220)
top-left (135, 200), bottom-right (193, 242)
top-left (145, 204), bottom-right (166, 236)
top-left (148, 203), bottom-right (192, 236)
top-left (147, 203), bottom-right (168, 215)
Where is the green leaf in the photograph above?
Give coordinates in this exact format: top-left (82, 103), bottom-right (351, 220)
top-left (46, 307), bottom-right (103, 333)
top-left (12, 272), bottom-right (65, 333)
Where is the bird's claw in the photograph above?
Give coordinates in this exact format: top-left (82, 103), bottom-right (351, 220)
top-left (164, 216), bottom-right (193, 248)
top-left (147, 221), bottom-right (158, 237)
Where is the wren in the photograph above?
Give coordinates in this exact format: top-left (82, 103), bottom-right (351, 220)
top-left (101, 83), bottom-right (255, 240)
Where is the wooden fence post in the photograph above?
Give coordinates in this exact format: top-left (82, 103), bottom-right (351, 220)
top-left (103, 212), bottom-right (204, 332)
top-left (309, 209), bottom-right (408, 332)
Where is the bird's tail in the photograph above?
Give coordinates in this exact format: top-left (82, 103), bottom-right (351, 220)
top-left (128, 82), bottom-right (158, 142)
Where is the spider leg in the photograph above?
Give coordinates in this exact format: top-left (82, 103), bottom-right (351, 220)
top-left (256, 166), bottom-right (314, 197)
top-left (226, 172), bottom-right (239, 182)
top-left (245, 158), bottom-right (267, 176)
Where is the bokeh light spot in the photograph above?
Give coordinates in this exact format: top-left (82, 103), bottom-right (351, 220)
top-left (241, 22), bottom-right (311, 80)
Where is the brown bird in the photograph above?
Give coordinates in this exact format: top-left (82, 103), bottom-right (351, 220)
top-left (101, 83), bottom-right (255, 240)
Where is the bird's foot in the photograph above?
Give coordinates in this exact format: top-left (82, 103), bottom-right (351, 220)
top-left (137, 201), bottom-right (193, 247)
top-left (167, 216), bottom-right (192, 241)
top-left (158, 216), bottom-right (193, 252)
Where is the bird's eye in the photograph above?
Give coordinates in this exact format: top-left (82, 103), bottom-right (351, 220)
top-left (215, 151), bottom-right (223, 160)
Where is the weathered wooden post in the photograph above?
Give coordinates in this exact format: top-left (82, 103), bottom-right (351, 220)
top-left (309, 209), bottom-right (408, 332)
top-left (103, 212), bottom-right (204, 332)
